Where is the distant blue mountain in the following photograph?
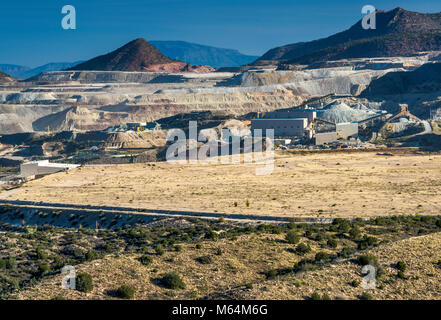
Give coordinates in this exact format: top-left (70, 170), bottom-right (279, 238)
top-left (150, 41), bottom-right (258, 68)
top-left (0, 61), bottom-right (83, 79)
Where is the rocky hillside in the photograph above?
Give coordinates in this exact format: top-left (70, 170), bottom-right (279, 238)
top-left (69, 38), bottom-right (215, 73)
top-left (361, 62), bottom-right (441, 96)
top-left (256, 7), bottom-right (441, 64)
top-left (0, 71), bottom-right (14, 84)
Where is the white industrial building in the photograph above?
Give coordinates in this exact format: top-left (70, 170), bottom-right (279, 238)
top-left (20, 160), bottom-right (79, 178)
top-left (251, 109), bottom-right (316, 138)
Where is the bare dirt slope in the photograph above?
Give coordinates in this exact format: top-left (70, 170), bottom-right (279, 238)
top-left (5, 151), bottom-right (441, 218)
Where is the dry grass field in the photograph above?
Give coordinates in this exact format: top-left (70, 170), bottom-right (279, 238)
top-left (4, 151), bottom-right (441, 218)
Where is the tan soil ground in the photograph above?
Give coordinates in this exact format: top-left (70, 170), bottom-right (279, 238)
top-left (12, 231), bottom-right (441, 300)
top-left (3, 151), bottom-right (441, 218)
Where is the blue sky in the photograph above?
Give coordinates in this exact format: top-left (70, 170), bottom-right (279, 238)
top-left (1, 0), bottom-right (441, 67)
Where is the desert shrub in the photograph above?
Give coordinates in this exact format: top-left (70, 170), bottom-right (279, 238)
top-left (195, 243), bottom-right (202, 249)
top-left (161, 272), bottom-right (186, 290)
top-left (396, 261), bottom-right (406, 272)
top-left (264, 267), bottom-right (292, 279)
top-left (138, 255), bottom-right (153, 266)
top-left (215, 248), bottom-right (223, 256)
top-left (397, 271), bottom-right (407, 280)
top-left (196, 255), bottom-right (213, 264)
top-left (314, 232), bottom-right (326, 242)
top-left (35, 264), bottom-right (50, 277)
top-left (327, 238), bottom-right (338, 248)
top-left (322, 293), bottom-right (331, 300)
top-left (314, 251), bottom-right (330, 262)
top-left (76, 273), bottom-right (93, 293)
top-left (116, 285), bottom-right (135, 299)
top-left (295, 243), bottom-right (311, 255)
top-left (349, 227), bottom-right (362, 240)
top-left (338, 247), bottom-right (355, 258)
top-left (350, 280), bottom-right (360, 288)
top-left (287, 222), bottom-right (297, 230)
top-left (204, 229), bottom-right (218, 240)
top-left (6, 257), bottom-right (17, 270)
top-left (85, 250), bottom-right (98, 261)
top-left (358, 236), bottom-right (378, 250)
top-left (174, 245), bottom-right (182, 252)
top-left (359, 292), bottom-right (373, 300)
top-left (311, 292), bottom-right (321, 300)
top-left (356, 254), bottom-right (378, 267)
top-left (155, 244), bottom-right (165, 256)
top-left (332, 218), bottom-right (352, 233)
top-left (286, 231), bottom-right (300, 244)
top-left (36, 247), bottom-right (48, 260)
top-left (294, 258), bottom-right (316, 273)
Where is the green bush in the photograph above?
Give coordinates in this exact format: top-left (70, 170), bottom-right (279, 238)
top-left (76, 273), bottom-right (93, 293)
top-left (6, 257), bottom-right (17, 270)
top-left (155, 244), bottom-right (165, 256)
top-left (338, 247), bottom-right (355, 258)
top-left (36, 248), bottom-right (48, 260)
top-left (311, 292), bottom-right (321, 300)
top-left (295, 243), bottom-right (311, 255)
top-left (396, 261), bottom-right (406, 272)
top-left (397, 271), bottom-right (407, 280)
top-left (349, 227), bottom-right (361, 240)
top-left (0, 259), bottom-right (5, 269)
top-left (327, 238), bottom-right (338, 248)
top-left (161, 272), bottom-right (186, 290)
top-left (116, 285), bottom-right (135, 299)
top-left (85, 250), bottom-right (98, 261)
top-left (358, 236), bottom-right (378, 250)
top-left (359, 292), bottom-right (373, 300)
top-left (350, 280), bottom-right (360, 288)
top-left (139, 255), bottom-right (153, 266)
top-left (356, 254), bottom-right (378, 268)
top-left (322, 293), bottom-right (331, 300)
top-left (196, 255), bottom-right (213, 264)
top-left (35, 264), bottom-right (51, 277)
top-left (286, 231), bottom-right (300, 244)
top-left (314, 252), bottom-right (330, 262)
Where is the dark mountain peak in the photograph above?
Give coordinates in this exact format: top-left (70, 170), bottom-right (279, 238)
top-left (69, 38), bottom-right (176, 72)
top-left (256, 8), bottom-right (441, 63)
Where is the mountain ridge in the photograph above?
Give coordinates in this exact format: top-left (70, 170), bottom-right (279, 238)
top-left (255, 7), bottom-right (441, 64)
top-left (149, 40), bottom-right (258, 68)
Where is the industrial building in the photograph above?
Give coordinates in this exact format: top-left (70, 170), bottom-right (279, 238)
top-left (20, 160), bottom-right (79, 178)
top-left (251, 118), bottom-right (308, 137)
top-left (251, 109), bottom-right (316, 138)
top-left (336, 122), bottom-right (359, 139)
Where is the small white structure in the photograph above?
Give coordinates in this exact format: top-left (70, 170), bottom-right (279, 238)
top-left (20, 160), bottom-right (79, 178)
